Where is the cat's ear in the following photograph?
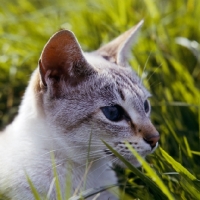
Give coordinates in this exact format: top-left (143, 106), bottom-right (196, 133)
top-left (96, 20), bottom-right (143, 67)
top-left (39, 30), bottom-right (91, 87)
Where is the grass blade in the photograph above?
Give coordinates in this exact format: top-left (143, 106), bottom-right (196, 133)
top-left (159, 147), bottom-right (197, 180)
top-left (26, 174), bottom-right (41, 200)
top-left (102, 140), bottom-right (174, 200)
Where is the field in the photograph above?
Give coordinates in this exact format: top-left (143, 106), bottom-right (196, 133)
top-left (0, 0), bottom-right (200, 199)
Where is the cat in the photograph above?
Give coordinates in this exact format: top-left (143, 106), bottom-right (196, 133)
top-left (0, 20), bottom-right (159, 200)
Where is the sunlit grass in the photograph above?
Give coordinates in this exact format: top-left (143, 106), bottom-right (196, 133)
top-left (0, 0), bottom-right (200, 199)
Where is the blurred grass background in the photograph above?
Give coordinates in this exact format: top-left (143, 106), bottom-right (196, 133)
top-left (0, 0), bottom-right (200, 199)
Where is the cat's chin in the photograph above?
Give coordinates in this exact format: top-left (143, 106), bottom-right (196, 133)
top-left (112, 145), bottom-right (158, 169)
top-left (123, 160), bottom-right (142, 168)
top-left (111, 156), bottom-right (143, 169)
top-left (113, 160), bottom-right (142, 169)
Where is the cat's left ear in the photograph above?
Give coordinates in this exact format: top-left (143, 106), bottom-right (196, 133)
top-left (96, 20), bottom-right (143, 67)
top-left (39, 30), bottom-right (92, 89)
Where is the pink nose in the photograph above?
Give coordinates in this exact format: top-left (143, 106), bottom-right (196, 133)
top-left (144, 134), bottom-right (160, 148)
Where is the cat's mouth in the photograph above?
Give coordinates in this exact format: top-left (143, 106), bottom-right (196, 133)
top-left (103, 148), bottom-right (146, 168)
top-left (103, 141), bottom-right (159, 166)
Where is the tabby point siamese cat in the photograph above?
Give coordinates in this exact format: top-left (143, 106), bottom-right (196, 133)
top-left (0, 20), bottom-right (159, 200)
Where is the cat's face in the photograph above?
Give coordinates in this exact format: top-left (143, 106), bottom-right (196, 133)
top-left (37, 20), bottom-right (159, 167)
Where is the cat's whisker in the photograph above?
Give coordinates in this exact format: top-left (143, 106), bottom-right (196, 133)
top-left (91, 157), bottom-right (119, 178)
top-left (140, 51), bottom-right (152, 83)
top-left (45, 151), bottom-right (111, 179)
top-left (146, 63), bottom-right (162, 82)
top-left (69, 150), bottom-right (105, 160)
top-left (76, 152), bottom-right (114, 171)
top-left (9, 150), bottom-right (103, 174)
top-left (32, 145), bottom-right (105, 159)
top-left (89, 151), bottom-right (128, 181)
top-left (149, 81), bottom-right (161, 88)
top-left (42, 149), bottom-right (107, 173)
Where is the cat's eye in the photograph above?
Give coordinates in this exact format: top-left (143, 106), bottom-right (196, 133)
top-left (144, 100), bottom-right (150, 113)
top-left (101, 105), bottom-right (124, 122)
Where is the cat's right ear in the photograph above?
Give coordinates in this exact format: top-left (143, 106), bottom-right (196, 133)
top-left (96, 20), bottom-right (143, 67)
top-left (39, 30), bottom-right (92, 88)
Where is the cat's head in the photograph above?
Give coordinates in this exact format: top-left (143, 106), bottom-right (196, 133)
top-left (36, 20), bottom-right (159, 167)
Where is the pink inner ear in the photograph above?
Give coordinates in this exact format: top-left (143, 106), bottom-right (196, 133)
top-left (39, 30), bottom-right (86, 85)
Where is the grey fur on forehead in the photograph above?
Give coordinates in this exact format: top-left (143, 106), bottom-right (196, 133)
top-left (53, 52), bottom-right (151, 121)
top-left (84, 53), bottom-right (135, 80)
top-left (84, 52), bottom-right (151, 98)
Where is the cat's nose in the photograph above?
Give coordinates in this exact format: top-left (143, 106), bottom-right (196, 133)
top-left (143, 134), bottom-right (160, 149)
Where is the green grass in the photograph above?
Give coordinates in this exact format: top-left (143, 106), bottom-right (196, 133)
top-left (0, 0), bottom-right (200, 199)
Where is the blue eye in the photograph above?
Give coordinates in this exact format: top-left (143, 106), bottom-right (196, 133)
top-left (144, 100), bottom-right (150, 113)
top-left (101, 105), bottom-right (124, 122)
